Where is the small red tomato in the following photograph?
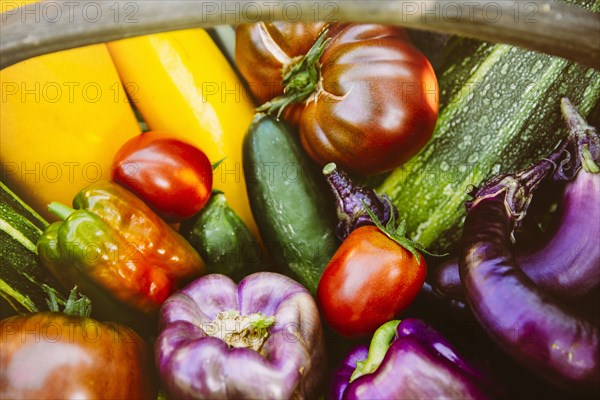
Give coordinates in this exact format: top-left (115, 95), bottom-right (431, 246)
top-left (317, 225), bottom-right (426, 336)
top-left (113, 131), bottom-right (213, 222)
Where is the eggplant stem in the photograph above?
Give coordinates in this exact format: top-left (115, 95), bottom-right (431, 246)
top-left (581, 146), bottom-right (600, 173)
top-left (560, 97), bottom-right (600, 175)
top-left (468, 133), bottom-right (572, 234)
top-left (322, 162), bottom-right (399, 241)
top-left (471, 97), bottom-right (599, 228)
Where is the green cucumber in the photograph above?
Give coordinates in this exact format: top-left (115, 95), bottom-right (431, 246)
top-left (0, 181), bottom-right (66, 316)
top-left (243, 114), bottom-right (338, 294)
top-left (378, 0), bottom-right (600, 253)
top-left (181, 192), bottom-right (265, 282)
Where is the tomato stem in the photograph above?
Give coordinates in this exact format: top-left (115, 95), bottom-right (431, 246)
top-left (256, 29), bottom-right (330, 118)
top-left (350, 320), bottom-right (401, 382)
top-left (44, 285), bottom-right (93, 317)
top-left (361, 201), bottom-right (443, 262)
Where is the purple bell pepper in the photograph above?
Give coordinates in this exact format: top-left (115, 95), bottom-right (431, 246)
top-left (330, 319), bottom-right (494, 400)
top-left (156, 272), bottom-right (326, 399)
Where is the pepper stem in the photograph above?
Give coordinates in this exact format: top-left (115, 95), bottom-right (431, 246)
top-left (350, 320), bottom-right (401, 382)
top-left (257, 29), bottom-right (330, 118)
top-left (48, 201), bottom-right (76, 221)
top-left (203, 310), bottom-right (276, 353)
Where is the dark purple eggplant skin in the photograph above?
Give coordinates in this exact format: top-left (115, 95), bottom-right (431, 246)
top-left (518, 170), bottom-right (600, 298)
top-left (460, 192), bottom-right (600, 390)
top-left (322, 162), bottom-right (397, 240)
top-left (330, 319), bottom-right (491, 400)
top-left (432, 259), bottom-right (466, 300)
top-left (434, 169), bottom-right (600, 302)
top-left (442, 99), bottom-right (600, 305)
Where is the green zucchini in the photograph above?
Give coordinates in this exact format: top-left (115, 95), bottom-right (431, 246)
top-left (378, 0), bottom-right (600, 253)
top-left (243, 114), bottom-right (338, 294)
top-left (0, 181), bottom-right (66, 316)
top-left (181, 192), bottom-right (265, 282)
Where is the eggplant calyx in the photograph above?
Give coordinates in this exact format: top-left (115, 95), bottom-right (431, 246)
top-left (257, 29), bottom-right (330, 119)
top-left (467, 138), bottom-right (569, 235)
top-left (203, 310), bottom-right (276, 353)
top-left (44, 285), bottom-right (92, 318)
top-left (350, 320), bottom-right (401, 382)
top-left (560, 97), bottom-right (600, 175)
top-left (467, 98), bottom-right (599, 234)
top-left (323, 162), bottom-right (398, 240)
top-left (581, 146), bottom-right (600, 173)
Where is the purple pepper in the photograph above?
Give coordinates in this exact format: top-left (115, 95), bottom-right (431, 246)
top-left (155, 272), bottom-right (326, 399)
top-left (330, 319), bottom-right (493, 400)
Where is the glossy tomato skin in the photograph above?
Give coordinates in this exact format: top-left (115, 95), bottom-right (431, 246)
top-left (236, 23), bottom-right (439, 175)
top-left (317, 226), bottom-right (426, 336)
top-left (236, 22), bottom-right (328, 105)
top-left (113, 131), bottom-right (213, 222)
top-left (0, 312), bottom-right (156, 399)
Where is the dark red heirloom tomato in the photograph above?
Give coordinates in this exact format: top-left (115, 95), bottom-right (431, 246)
top-left (236, 23), bottom-right (439, 176)
top-left (317, 225), bottom-right (427, 336)
top-left (113, 131), bottom-right (213, 222)
top-left (0, 312), bottom-right (156, 399)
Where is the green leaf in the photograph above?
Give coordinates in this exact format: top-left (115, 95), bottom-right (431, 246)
top-left (43, 285), bottom-right (92, 317)
top-left (360, 200), bottom-right (446, 262)
top-left (212, 158), bottom-right (226, 171)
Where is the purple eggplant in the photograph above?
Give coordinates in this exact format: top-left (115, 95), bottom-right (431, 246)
top-left (330, 319), bottom-right (493, 400)
top-left (432, 259), bottom-right (467, 300)
top-left (155, 272), bottom-right (326, 399)
top-left (322, 162), bottom-right (397, 240)
top-left (518, 99), bottom-right (600, 299)
top-left (434, 151), bottom-right (599, 302)
top-left (459, 99), bottom-right (600, 390)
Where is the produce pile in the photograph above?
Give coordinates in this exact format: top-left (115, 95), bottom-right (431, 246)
top-left (1, 6), bottom-right (599, 400)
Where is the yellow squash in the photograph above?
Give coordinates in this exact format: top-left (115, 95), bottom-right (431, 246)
top-left (0, 1), bottom-right (141, 221)
top-left (106, 29), bottom-right (259, 238)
